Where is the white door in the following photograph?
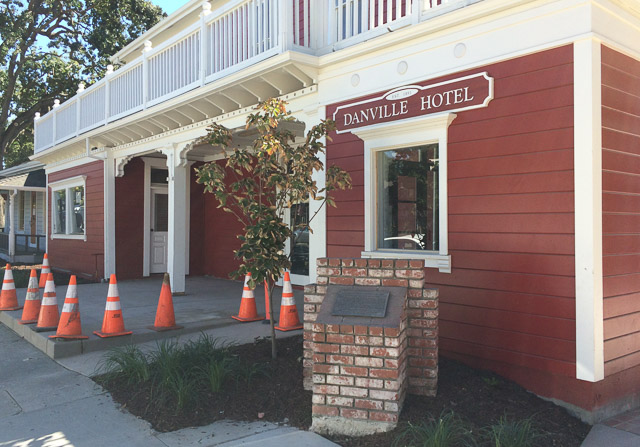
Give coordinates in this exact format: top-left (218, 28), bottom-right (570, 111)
top-left (150, 190), bottom-right (168, 273)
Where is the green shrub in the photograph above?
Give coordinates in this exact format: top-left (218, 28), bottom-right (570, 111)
top-left (98, 345), bottom-right (150, 385)
top-left (393, 412), bottom-right (476, 447)
top-left (484, 415), bottom-right (541, 447)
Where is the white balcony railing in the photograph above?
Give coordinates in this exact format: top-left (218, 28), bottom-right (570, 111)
top-left (34, 0), bottom-right (477, 153)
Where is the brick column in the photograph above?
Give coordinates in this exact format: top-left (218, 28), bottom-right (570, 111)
top-left (303, 258), bottom-right (439, 435)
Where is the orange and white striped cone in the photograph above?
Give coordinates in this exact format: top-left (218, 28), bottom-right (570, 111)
top-left (35, 273), bottom-right (59, 332)
top-left (0, 264), bottom-right (22, 311)
top-left (18, 269), bottom-right (41, 324)
top-left (232, 273), bottom-right (264, 322)
top-left (39, 253), bottom-right (51, 289)
top-left (50, 275), bottom-right (88, 340)
top-left (148, 273), bottom-right (183, 331)
top-left (94, 274), bottom-right (133, 338)
top-left (275, 272), bottom-right (302, 332)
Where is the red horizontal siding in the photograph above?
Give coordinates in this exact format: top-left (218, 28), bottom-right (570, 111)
top-left (48, 160), bottom-right (104, 280)
top-left (326, 45), bottom-right (576, 384)
top-left (601, 45), bottom-right (640, 377)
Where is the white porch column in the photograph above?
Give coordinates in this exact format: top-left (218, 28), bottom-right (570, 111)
top-left (8, 190), bottom-right (16, 257)
top-left (104, 153), bottom-right (116, 279)
top-left (162, 144), bottom-right (190, 294)
top-left (574, 38), bottom-right (604, 382)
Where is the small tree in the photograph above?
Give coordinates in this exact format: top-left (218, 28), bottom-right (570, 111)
top-left (195, 99), bottom-right (351, 359)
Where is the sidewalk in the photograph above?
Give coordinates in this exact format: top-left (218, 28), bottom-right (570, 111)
top-left (0, 278), bottom-right (338, 447)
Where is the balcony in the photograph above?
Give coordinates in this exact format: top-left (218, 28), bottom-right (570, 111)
top-left (34, 0), bottom-right (480, 154)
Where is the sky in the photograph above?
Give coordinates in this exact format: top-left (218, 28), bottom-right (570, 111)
top-left (151, 0), bottom-right (185, 15)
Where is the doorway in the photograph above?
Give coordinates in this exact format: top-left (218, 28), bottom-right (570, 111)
top-left (150, 188), bottom-right (168, 273)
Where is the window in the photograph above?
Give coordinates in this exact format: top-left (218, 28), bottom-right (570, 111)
top-left (50, 176), bottom-right (86, 239)
top-left (353, 113), bottom-right (456, 273)
top-left (290, 202), bottom-right (309, 276)
top-left (377, 144), bottom-right (439, 252)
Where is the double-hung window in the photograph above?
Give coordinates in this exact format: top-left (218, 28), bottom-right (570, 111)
top-left (50, 176), bottom-right (86, 240)
top-left (353, 113), bottom-right (456, 273)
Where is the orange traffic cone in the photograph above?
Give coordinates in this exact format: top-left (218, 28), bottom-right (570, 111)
top-left (275, 272), bottom-right (302, 332)
top-left (148, 273), bottom-right (183, 331)
top-left (50, 276), bottom-right (88, 340)
top-left (18, 269), bottom-right (41, 324)
top-left (39, 253), bottom-right (51, 289)
top-left (35, 273), bottom-right (59, 332)
top-left (0, 264), bottom-right (22, 311)
top-left (232, 273), bottom-right (264, 322)
top-left (94, 274), bottom-right (132, 338)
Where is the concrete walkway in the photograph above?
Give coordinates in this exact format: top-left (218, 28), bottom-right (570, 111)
top-left (0, 277), bottom-right (338, 447)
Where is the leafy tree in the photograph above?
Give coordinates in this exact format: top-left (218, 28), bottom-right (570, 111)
top-left (195, 99), bottom-right (352, 359)
top-left (0, 0), bottom-right (165, 168)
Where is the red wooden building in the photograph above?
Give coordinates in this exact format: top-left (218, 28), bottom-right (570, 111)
top-left (31, 0), bottom-right (640, 421)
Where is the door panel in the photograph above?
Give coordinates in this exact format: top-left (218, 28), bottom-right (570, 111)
top-left (150, 191), bottom-right (168, 274)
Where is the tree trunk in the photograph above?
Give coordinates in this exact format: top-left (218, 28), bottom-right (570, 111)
top-left (268, 279), bottom-right (277, 360)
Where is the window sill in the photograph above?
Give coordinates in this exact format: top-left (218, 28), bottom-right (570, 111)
top-left (50, 234), bottom-right (86, 241)
top-left (361, 250), bottom-right (451, 273)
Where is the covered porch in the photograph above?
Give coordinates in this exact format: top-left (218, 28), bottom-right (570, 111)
top-left (0, 275), bottom-right (303, 360)
top-left (0, 161), bottom-right (47, 264)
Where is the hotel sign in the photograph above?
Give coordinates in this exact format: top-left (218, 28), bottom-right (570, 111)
top-left (333, 72), bottom-right (494, 133)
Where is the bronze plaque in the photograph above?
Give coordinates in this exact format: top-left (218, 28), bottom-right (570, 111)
top-left (332, 289), bottom-right (389, 318)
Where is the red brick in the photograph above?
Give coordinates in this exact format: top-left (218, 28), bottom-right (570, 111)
top-left (381, 259), bottom-right (394, 268)
top-left (423, 310), bottom-right (438, 319)
top-left (312, 394), bottom-right (326, 405)
top-left (370, 347), bottom-right (399, 358)
top-left (355, 259), bottom-right (368, 268)
top-left (382, 278), bottom-right (409, 287)
top-left (369, 327), bottom-right (383, 336)
top-left (409, 338), bottom-right (437, 348)
top-left (370, 368), bottom-right (399, 379)
top-left (385, 359), bottom-right (400, 369)
top-left (327, 355), bottom-right (354, 365)
top-left (355, 399), bottom-right (383, 410)
top-left (341, 386), bottom-right (369, 398)
top-left (317, 276), bottom-right (328, 284)
top-left (311, 323), bottom-right (324, 332)
top-left (409, 260), bottom-right (424, 268)
top-left (326, 324), bottom-right (340, 333)
top-left (340, 408), bottom-right (368, 419)
top-left (395, 269), bottom-right (424, 279)
top-left (313, 354), bottom-right (325, 363)
top-left (327, 396), bottom-right (353, 407)
top-left (370, 390), bottom-right (399, 401)
top-left (304, 284), bottom-right (317, 293)
top-left (407, 289), bottom-right (423, 298)
top-left (368, 259), bottom-right (381, 268)
top-left (328, 258), bottom-right (341, 267)
top-left (354, 325), bottom-right (368, 335)
top-left (315, 344), bottom-right (340, 354)
top-left (355, 377), bottom-right (384, 388)
top-left (313, 364), bottom-right (339, 374)
top-left (369, 269), bottom-right (394, 278)
top-left (317, 258), bottom-right (328, 266)
top-left (395, 259), bottom-right (409, 268)
top-left (341, 345), bottom-right (369, 355)
top-left (327, 375), bottom-right (354, 386)
top-left (341, 366), bottom-right (369, 376)
top-left (327, 334), bottom-right (355, 344)
top-left (329, 276), bottom-right (355, 285)
top-left (343, 267), bottom-right (368, 277)
top-left (368, 336), bottom-right (384, 346)
top-left (409, 358), bottom-right (437, 368)
top-left (305, 294), bottom-right (324, 304)
top-left (313, 405), bottom-right (338, 416)
top-left (423, 288), bottom-right (438, 298)
top-left (311, 332), bottom-right (325, 342)
top-left (355, 277), bottom-right (381, 286)
top-left (304, 304), bottom-right (316, 313)
top-left (342, 258), bottom-right (354, 267)
top-left (355, 336), bottom-right (369, 345)
top-left (313, 385), bottom-right (339, 395)
top-left (384, 380), bottom-right (401, 390)
top-left (384, 327), bottom-right (400, 337)
top-left (385, 337), bottom-right (400, 347)
top-left (409, 279), bottom-right (425, 289)
top-left (409, 319), bottom-right (437, 329)
top-left (340, 325), bottom-right (354, 334)
top-left (355, 356), bottom-right (384, 367)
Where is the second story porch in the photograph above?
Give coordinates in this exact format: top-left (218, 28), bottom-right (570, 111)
top-left (33, 0), bottom-right (483, 155)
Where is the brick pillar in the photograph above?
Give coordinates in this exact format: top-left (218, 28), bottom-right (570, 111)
top-left (303, 258), bottom-right (439, 435)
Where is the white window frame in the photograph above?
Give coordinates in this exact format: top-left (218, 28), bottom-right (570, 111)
top-left (49, 175), bottom-right (87, 241)
top-left (353, 113), bottom-right (456, 273)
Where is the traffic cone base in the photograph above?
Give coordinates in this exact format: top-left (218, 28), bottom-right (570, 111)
top-left (94, 274), bottom-right (132, 338)
top-left (51, 276), bottom-right (88, 340)
top-left (232, 273), bottom-right (264, 322)
top-left (19, 269), bottom-right (41, 324)
top-left (275, 272), bottom-right (302, 332)
top-left (148, 273), bottom-right (183, 332)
